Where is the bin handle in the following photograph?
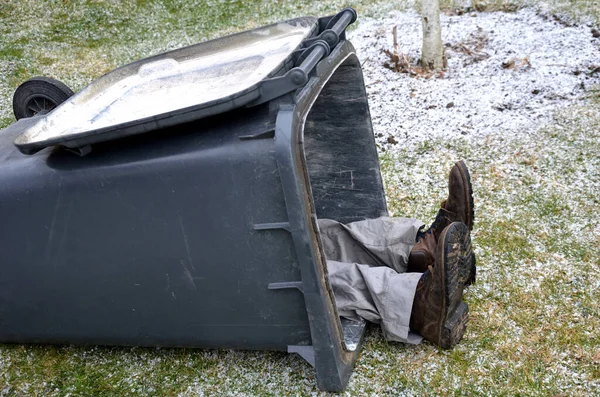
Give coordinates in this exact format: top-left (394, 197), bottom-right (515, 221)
top-left (320, 7), bottom-right (357, 48)
top-left (251, 8), bottom-right (356, 106)
top-left (251, 40), bottom-right (330, 106)
top-left (302, 8), bottom-right (357, 49)
top-left (294, 40), bottom-right (331, 77)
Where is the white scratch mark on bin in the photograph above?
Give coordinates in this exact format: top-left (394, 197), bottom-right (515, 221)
top-left (180, 259), bottom-right (197, 291)
top-left (178, 212), bottom-right (195, 271)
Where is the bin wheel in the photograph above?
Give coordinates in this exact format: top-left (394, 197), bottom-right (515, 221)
top-left (13, 77), bottom-right (74, 120)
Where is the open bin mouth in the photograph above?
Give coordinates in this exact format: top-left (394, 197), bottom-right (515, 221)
top-left (302, 53), bottom-right (388, 349)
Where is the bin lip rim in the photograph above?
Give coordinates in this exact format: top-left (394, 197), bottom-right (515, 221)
top-left (12, 16), bottom-right (319, 155)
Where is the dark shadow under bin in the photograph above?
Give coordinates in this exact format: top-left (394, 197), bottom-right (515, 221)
top-left (0, 41), bottom-right (386, 391)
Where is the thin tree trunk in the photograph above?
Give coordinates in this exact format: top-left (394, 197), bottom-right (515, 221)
top-left (421, 0), bottom-right (444, 70)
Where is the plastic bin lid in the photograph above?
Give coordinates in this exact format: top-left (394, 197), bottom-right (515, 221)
top-left (12, 16), bottom-right (318, 154)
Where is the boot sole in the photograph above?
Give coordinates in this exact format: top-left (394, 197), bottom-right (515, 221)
top-left (455, 160), bottom-right (476, 285)
top-left (454, 160), bottom-right (474, 231)
top-left (438, 222), bottom-right (471, 349)
top-left (461, 232), bottom-right (477, 287)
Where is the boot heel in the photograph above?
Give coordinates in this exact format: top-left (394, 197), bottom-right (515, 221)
top-left (460, 239), bottom-right (476, 287)
top-left (441, 302), bottom-right (469, 348)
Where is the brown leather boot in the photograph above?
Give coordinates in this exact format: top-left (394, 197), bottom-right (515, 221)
top-left (409, 222), bottom-right (475, 349)
top-left (407, 161), bottom-right (476, 284)
top-left (443, 160), bottom-right (474, 231)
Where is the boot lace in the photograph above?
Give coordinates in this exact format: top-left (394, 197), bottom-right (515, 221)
top-left (415, 209), bottom-right (446, 243)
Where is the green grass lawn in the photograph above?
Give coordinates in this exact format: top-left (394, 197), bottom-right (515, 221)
top-left (1, 0), bottom-right (599, 396)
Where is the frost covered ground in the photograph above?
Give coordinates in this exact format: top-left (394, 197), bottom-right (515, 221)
top-left (352, 8), bottom-right (600, 147)
top-left (0, 1), bottom-right (599, 396)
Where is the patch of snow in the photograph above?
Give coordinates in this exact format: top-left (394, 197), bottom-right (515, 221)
top-left (348, 8), bottom-right (600, 148)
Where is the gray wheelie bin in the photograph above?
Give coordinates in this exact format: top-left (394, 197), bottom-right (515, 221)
top-left (0, 9), bottom-right (387, 392)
